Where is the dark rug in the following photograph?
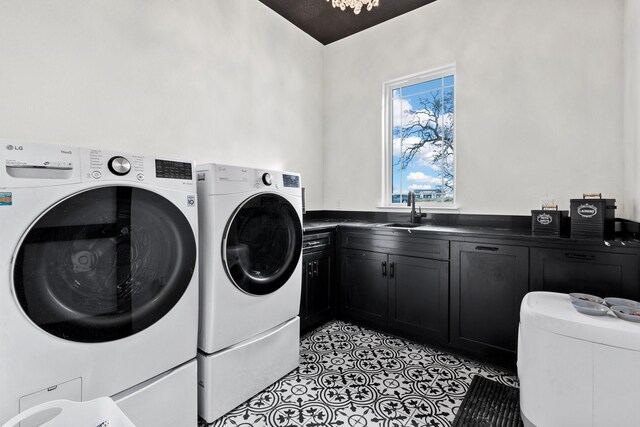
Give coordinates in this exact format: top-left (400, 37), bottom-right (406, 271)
top-left (452, 375), bottom-right (523, 427)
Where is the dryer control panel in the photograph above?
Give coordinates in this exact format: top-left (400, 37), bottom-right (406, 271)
top-left (197, 163), bottom-right (302, 197)
top-left (282, 174), bottom-right (300, 188)
top-left (252, 170), bottom-right (302, 196)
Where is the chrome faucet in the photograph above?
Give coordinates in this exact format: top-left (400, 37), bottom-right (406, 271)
top-left (407, 191), bottom-right (426, 224)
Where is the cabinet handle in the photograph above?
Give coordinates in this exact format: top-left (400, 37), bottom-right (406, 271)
top-left (566, 252), bottom-right (595, 260)
top-left (382, 261), bottom-right (387, 277)
top-left (475, 246), bottom-right (499, 252)
top-left (308, 262), bottom-right (313, 277)
top-left (313, 260), bottom-right (318, 277)
top-left (390, 262), bottom-right (395, 278)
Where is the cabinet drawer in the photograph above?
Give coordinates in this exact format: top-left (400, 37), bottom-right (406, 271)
top-left (530, 247), bottom-right (639, 300)
top-left (304, 231), bottom-right (333, 252)
top-left (341, 230), bottom-right (449, 260)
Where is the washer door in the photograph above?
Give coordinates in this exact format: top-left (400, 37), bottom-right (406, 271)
top-left (223, 193), bottom-right (302, 296)
top-left (13, 186), bottom-right (197, 343)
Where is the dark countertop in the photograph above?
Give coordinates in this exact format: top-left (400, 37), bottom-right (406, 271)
top-left (303, 218), bottom-right (640, 249)
top-left (304, 219), bottom-right (381, 231)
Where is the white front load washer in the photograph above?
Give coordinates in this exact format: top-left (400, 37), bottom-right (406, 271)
top-left (0, 141), bottom-right (199, 426)
top-left (196, 163), bottom-right (303, 423)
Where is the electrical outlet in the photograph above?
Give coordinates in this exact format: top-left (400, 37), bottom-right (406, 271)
top-left (540, 198), bottom-right (555, 208)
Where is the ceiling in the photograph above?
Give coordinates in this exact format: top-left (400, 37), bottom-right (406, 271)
top-left (258, 0), bottom-right (438, 45)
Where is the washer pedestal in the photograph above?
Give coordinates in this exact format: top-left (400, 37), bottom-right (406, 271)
top-left (518, 292), bottom-right (640, 427)
top-left (197, 317), bottom-right (299, 423)
top-left (114, 359), bottom-right (197, 427)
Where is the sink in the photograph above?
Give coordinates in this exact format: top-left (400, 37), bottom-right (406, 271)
top-left (383, 223), bottom-right (424, 228)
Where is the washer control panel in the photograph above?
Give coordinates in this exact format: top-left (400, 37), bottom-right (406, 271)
top-left (89, 150), bottom-right (145, 180)
top-left (0, 141), bottom-right (196, 191)
top-left (155, 159), bottom-right (192, 180)
top-left (108, 156), bottom-right (131, 176)
top-left (85, 149), bottom-right (194, 187)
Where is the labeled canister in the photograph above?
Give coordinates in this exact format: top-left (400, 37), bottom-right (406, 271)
top-left (531, 205), bottom-right (568, 235)
top-left (570, 193), bottom-right (616, 239)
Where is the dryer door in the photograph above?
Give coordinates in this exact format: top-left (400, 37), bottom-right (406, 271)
top-left (223, 193), bottom-right (302, 296)
top-left (13, 186), bottom-right (197, 343)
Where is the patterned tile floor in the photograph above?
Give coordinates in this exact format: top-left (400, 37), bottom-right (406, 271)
top-left (201, 320), bottom-right (519, 427)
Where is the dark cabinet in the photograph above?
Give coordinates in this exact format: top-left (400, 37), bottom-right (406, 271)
top-left (300, 232), bottom-right (335, 333)
top-left (340, 248), bottom-right (388, 330)
top-left (530, 247), bottom-right (639, 300)
top-left (340, 229), bottom-right (450, 344)
top-left (328, 222), bottom-right (640, 369)
top-left (450, 242), bottom-right (529, 361)
top-left (387, 254), bottom-right (449, 344)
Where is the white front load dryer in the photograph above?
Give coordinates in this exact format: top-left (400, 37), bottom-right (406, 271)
top-left (0, 141), bottom-right (199, 426)
top-left (196, 163), bottom-right (303, 423)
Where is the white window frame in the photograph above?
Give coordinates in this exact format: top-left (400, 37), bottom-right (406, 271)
top-left (381, 64), bottom-right (457, 209)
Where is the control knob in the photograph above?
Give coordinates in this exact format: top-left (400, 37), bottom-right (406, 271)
top-left (262, 172), bottom-right (272, 186)
top-left (108, 156), bottom-right (131, 176)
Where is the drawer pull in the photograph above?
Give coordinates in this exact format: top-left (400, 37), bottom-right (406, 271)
top-left (304, 240), bottom-right (324, 249)
top-left (566, 253), bottom-right (595, 260)
top-left (475, 246), bottom-right (499, 252)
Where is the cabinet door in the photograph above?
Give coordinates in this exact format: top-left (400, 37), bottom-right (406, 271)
top-left (300, 254), bottom-right (312, 331)
top-left (307, 249), bottom-right (334, 327)
top-left (450, 242), bottom-right (529, 358)
top-left (530, 248), bottom-right (639, 300)
top-left (388, 255), bottom-right (449, 344)
top-left (340, 249), bottom-right (388, 329)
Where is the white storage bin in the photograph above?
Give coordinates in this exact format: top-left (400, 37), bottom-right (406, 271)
top-left (1, 398), bottom-right (135, 427)
top-left (518, 291), bottom-right (640, 427)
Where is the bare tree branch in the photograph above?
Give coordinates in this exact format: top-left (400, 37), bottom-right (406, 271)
top-left (393, 88), bottom-right (454, 195)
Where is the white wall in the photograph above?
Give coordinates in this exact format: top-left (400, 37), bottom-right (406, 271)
top-left (324, 0), bottom-right (625, 216)
top-left (0, 0), bottom-right (632, 218)
top-left (0, 0), bottom-right (325, 209)
top-left (624, 0), bottom-right (640, 222)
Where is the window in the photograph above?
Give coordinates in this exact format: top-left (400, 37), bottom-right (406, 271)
top-left (383, 66), bottom-right (455, 207)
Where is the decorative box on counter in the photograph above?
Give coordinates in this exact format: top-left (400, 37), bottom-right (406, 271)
top-left (531, 205), bottom-right (568, 235)
top-left (570, 193), bottom-right (616, 239)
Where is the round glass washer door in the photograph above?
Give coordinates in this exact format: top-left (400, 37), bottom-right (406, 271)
top-left (223, 193), bottom-right (302, 296)
top-left (13, 186), bottom-right (197, 343)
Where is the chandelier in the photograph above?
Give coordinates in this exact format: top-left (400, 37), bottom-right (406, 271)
top-left (327, 0), bottom-right (379, 14)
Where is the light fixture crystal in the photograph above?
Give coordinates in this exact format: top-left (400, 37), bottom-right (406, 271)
top-left (327, 0), bottom-right (379, 15)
